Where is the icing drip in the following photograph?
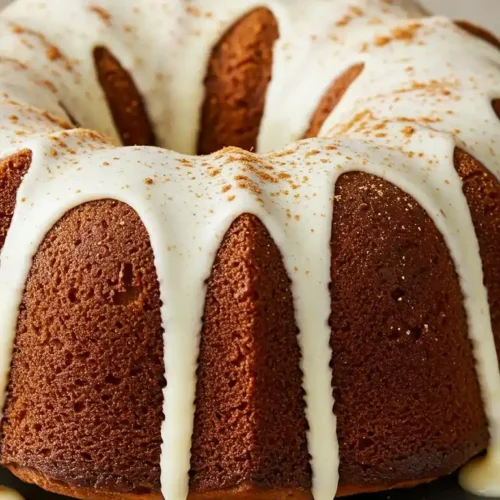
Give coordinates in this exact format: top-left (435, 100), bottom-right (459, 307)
top-left (0, 487), bottom-right (24, 500)
top-left (460, 448), bottom-right (500, 497)
top-left (0, 0), bottom-right (497, 499)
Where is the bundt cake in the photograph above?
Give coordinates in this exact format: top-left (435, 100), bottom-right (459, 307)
top-left (0, 0), bottom-right (498, 499)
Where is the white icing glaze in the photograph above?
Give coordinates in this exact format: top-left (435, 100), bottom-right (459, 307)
top-left (0, 0), bottom-right (497, 499)
top-left (0, 487), bottom-right (24, 500)
top-left (460, 448), bottom-right (500, 497)
top-left (0, 0), bottom-right (427, 153)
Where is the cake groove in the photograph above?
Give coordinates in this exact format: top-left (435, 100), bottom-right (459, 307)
top-left (94, 47), bottom-right (156, 146)
top-left (197, 9), bottom-right (279, 155)
top-left (304, 64), bottom-right (364, 139)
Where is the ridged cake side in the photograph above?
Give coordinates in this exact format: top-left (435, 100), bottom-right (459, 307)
top-left (0, 143), bottom-right (498, 500)
top-left (331, 168), bottom-right (489, 491)
top-left (0, 199), bottom-right (166, 495)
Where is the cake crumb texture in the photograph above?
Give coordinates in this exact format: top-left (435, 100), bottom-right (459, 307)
top-left (197, 9), bottom-right (279, 155)
top-left (94, 47), bottom-right (156, 146)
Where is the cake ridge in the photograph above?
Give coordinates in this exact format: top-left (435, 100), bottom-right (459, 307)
top-left (0, 126), bottom-right (498, 499)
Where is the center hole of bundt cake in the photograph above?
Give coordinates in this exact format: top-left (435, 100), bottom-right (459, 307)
top-left (89, 13), bottom-right (499, 156)
top-left (92, 9), bottom-right (281, 153)
top-left (92, 8), bottom-right (366, 155)
top-left (196, 8), bottom-right (279, 155)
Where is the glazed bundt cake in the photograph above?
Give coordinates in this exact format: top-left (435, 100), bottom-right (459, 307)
top-left (0, 0), bottom-right (498, 499)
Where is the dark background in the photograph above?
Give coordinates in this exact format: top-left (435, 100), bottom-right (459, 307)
top-left (0, 469), bottom-right (497, 500)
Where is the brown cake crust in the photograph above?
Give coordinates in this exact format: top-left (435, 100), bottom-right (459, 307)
top-left (94, 46), bottom-right (156, 146)
top-left (493, 99), bottom-right (500, 119)
top-left (304, 64), bottom-right (364, 139)
top-left (190, 214), bottom-right (310, 494)
top-left (0, 200), bottom-right (166, 495)
top-left (1, 200), bottom-right (312, 498)
top-left (455, 20), bottom-right (500, 50)
top-left (5, 464), bottom-right (159, 500)
top-left (330, 168), bottom-right (489, 490)
top-left (454, 149), bottom-right (500, 363)
top-left (0, 150), bottom-right (32, 249)
top-left (0, 11), bottom-right (499, 492)
top-left (4, 461), bottom-right (442, 499)
top-left (197, 8), bottom-right (279, 155)
top-left (1, 148), bottom-right (499, 499)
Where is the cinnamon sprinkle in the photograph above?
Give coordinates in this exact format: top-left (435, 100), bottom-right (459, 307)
top-left (90, 5), bottom-right (112, 26)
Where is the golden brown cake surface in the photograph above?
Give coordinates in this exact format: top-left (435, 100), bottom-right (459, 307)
top-left (455, 149), bottom-right (500, 362)
top-left (1, 147), bottom-right (499, 499)
top-left (191, 214), bottom-right (310, 494)
top-left (330, 167), bottom-right (489, 490)
top-left (0, 150), bottom-right (32, 250)
top-left (304, 65), bottom-right (364, 139)
top-left (0, 199), bottom-right (165, 494)
top-left (94, 47), bottom-right (156, 147)
top-left (197, 8), bottom-right (279, 155)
